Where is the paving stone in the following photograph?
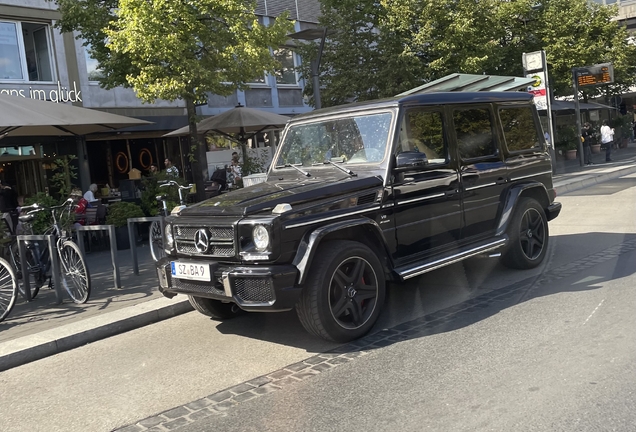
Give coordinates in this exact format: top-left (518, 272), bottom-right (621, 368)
top-left (293, 370), bottom-right (320, 381)
top-left (185, 398), bottom-right (212, 411)
top-left (188, 408), bottom-right (214, 422)
top-left (285, 361), bottom-right (310, 372)
top-left (273, 377), bottom-right (300, 387)
top-left (214, 400), bottom-right (236, 411)
top-left (327, 357), bottom-right (351, 365)
top-left (138, 416), bottom-right (167, 428)
top-left (163, 417), bottom-right (190, 430)
top-left (252, 383), bottom-right (281, 395)
top-left (161, 406), bottom-right (191, 419)
top-left (115, 425), bottom-right (144, 432)
top-left (208, 391), bottom-right (233, 403)
top-left (245, 376), bottom-right (272, 387)
top-left (311, 363), bottom-right (333, 373)
top-left (302, 356), bottom-right (325, 365)
top-left (233, 391), bottom-right (257, 403)
top-left (268, 369), bottom-right (294, 379)
top-left (227, 383), bottom-right (255, 395)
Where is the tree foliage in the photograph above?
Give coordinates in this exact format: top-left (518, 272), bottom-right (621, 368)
top-left (53, 0), bottom-right (294, 200)
top-left (304, 0), bottom-right (636, 107)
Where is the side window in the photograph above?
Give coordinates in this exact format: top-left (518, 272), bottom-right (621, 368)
top-left (499, 106), bottom-right (541, 152)
top-left (453, 108), bottom-right (497, 160)
top-left (397, 109), bottom-right (447, 165)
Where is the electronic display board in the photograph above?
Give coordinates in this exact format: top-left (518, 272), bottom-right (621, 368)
top-left (575, 63), bottom-right (614, 87)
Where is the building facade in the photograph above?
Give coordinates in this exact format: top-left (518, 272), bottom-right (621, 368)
top-left (0, 0), bottom-right (320, 199)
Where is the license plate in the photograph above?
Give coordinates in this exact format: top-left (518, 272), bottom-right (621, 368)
top-left (171, 261), bottom-right (211, 282)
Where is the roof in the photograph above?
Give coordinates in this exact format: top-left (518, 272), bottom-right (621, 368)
top-left (538, 99), bottom-right (614, 112)
top-left (292, 91), bottom-right (534, 121)
top-left (397, 73), bottom-right (536, 95)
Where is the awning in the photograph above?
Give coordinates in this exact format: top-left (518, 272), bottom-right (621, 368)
top-left (397, 73), bottom-right (536, 96)
top-left (537, 100), bottom-right (614, 112)
top-left (0, 93), bottom-right (151, 137)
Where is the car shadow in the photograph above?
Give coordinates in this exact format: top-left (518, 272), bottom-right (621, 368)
top-left (214, 232), bottom-right (636, 354)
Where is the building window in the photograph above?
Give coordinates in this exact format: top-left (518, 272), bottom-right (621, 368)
top-left (84, 43), bottom-right (103, 82)
top-left (0, 20), bottom-right (54, 82)
top-left (273, 49), bottom-right (297, 85)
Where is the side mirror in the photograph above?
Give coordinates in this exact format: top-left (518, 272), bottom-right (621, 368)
top-left (394, 151), bottom-right (428, 172)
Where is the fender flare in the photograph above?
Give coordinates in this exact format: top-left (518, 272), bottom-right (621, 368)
top-left (496, 182), bottom-right (549, 237)
top-left (292, 218), bottom-right (388, 285)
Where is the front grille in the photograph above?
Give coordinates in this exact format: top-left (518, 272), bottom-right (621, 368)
top-left (173, 278), bottom-right (226, 297)
top-left (173, 224), bottom-right (235, 257)
top-left (234, 278), bottom-right (274, 303)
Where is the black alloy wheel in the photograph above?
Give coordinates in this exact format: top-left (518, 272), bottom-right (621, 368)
top-left (502, 197), bottom-right (549, 269)
top-left (297, 240), bottom-right (386, 342)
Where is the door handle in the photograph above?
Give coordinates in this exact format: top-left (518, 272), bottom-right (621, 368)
top-left (495, 177), bottom-right (507, 185)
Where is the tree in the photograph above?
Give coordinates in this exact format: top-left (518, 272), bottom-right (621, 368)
top-left (54, 0), bottom-right (293, 200)
top-left (306, 0), bottom-right (636, 106)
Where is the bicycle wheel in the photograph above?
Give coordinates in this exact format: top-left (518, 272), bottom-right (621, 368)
top-left (0, 257), bottom-right (18, 322)
top-left (10, 241), bottom-right (43, 299)
top-left (58, 241), bottom-right (91, 304)
top-left (149, 220), bottom-right (165, 262)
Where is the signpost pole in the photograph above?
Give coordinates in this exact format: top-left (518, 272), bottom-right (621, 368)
top-left (542, 51), bottom-right (557, 174)
top-left (573, 68), bottom-right (584, 167)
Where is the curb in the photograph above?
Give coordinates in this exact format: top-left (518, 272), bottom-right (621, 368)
top-left (553, 161), bottom-right (636, 194)
top-left (0, 297), bottom-right (193, 372)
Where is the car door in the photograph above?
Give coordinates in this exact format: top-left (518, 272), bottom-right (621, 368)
top-left (391, 106), bottom-right (462, 262)
top-left (451, 105), bottom-right (508, 241)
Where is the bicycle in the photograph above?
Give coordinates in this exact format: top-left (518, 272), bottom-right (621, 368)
top-left (149, 181), bottom-right (192, 262)
top-left (0, 249), bottom-right (19, 323)
top-left (12, 198), bottom-right (91, 304)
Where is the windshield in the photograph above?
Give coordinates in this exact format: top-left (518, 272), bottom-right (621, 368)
top-left (275, 111), bottom-right (393, 168)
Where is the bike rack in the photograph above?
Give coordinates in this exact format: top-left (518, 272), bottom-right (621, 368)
top-left (16, 234), bottom-right (64, 304)
top-left (75, 224), bottom-right (121, 289)
top-left (127, 216), bottom-right (164, 275)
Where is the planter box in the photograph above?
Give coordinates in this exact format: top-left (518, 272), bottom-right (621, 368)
top-left (565, 149), bottom-right (578, 160)
top-left (591, 144), bottom-right (601, 154)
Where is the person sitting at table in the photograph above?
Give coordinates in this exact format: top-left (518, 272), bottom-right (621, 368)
top-left (83, 183), bottom-right (99, 206)
top-left (72, 189), bottom-right (89, 227)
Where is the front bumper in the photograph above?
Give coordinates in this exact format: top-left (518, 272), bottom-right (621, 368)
top-left (156, 257), bottom-right (301, 312)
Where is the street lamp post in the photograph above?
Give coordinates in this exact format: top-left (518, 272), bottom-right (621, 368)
top-left (286, 28), bottom-right (329, 110)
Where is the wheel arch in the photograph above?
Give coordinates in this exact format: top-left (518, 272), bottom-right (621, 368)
top-left (292, 218), bottom-right (393, 285)
top-left (496, 182), bottom-right (550, 237)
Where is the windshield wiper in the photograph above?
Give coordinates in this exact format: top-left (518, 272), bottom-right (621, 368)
top-left (322, 159), bottom-right (356, 177)
top-left (276, 163), bottom-right (311, 177)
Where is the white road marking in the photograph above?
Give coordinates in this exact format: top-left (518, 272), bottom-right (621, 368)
top-left (583, 299), bottom-right (605, 325)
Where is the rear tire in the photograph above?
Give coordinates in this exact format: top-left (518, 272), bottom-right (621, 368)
top-left (188, 296), bottom-right (243, 320)
top-left (0, 258), bottom-right (18, 322)
top-left (501, 197), bottom-right (548, 269)
top-left (149, 221), bottom-right (165, 262)
top-left (59, 241), bottom-right (91, 304)
top-left (296, 240), bottom-right (386, 342)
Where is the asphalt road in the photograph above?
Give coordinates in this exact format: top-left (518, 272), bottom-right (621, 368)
top-left (0, 174), bottom-right (635, 432)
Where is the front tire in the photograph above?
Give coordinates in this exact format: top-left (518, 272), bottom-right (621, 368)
top-left (149, 221), bottom-right (165, 262)
top-left (501, 197), bottom-right (549, 269)
top-left (296, 240), bottom-right (386, 342)
top-left (59, 241), bottom-right (91, 303)
top-left (188, 296), bottom-right (243, 320)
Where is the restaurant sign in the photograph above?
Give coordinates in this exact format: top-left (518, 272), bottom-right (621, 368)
top-left (0, 81), bottom-right (82, 103)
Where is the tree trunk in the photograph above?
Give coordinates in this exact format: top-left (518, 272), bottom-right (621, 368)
top-left (186, 98), bottom-right (208, 202)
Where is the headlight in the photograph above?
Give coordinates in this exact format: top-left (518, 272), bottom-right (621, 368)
top-left (164, 223), bottom-right (174, 250)
top-left (253, 225), bottom-right (270, 252)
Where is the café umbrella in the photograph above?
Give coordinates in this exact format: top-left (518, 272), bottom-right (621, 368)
top-left (0, 93), bottom-right (151, 137)
top-left (163, 104), bottom-right (289, 145)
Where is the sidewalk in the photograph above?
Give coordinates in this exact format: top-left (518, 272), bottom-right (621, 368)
top-left (2, 144), bottom-right (636, 372)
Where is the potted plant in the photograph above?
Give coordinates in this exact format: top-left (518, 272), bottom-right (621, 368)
top-left (105, 201), bottom-right (145, 249)
top-left (555, 125), bottom-right (578, 160)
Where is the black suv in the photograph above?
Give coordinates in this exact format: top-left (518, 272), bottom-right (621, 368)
top-left (156, 92), bottom-right (561, 342)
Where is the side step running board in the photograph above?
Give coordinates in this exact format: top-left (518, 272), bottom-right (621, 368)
top-left (395, 236), bottom-right (508, 281)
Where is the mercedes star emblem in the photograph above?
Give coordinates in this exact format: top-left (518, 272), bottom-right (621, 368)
top-left (194, 229), bottom-right (209, 253)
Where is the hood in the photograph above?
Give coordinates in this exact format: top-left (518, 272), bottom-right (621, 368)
top-left (180, 174), bottom-right (384, 217)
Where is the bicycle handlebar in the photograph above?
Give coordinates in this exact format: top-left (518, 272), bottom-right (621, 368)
top-left (159, 181), bottom-right (193, 190)
top-left (25, 198), bottom-right (74, 215)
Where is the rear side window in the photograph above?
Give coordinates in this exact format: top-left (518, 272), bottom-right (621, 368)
top-left (499, 106), bottom-right (541, 152)
top-left (453, 108), bottom-right (497, 159)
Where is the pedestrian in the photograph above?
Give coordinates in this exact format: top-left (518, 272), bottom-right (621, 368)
top-left (83, 183), bottom-right (99, 205)
top-left (582, 122), bottom-right (594, 166)
top-left (0, 180), bottom-right (19, 234)
top-left (600, 120), bottom-right (614, 162)
top-left (164, 158), bottom-right (179, 177)
top-left (149, 163), bottom-right (158, 175)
